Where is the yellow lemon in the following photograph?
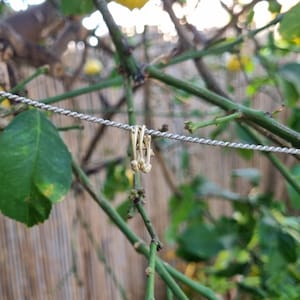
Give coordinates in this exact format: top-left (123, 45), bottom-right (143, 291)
top-left (114, 0), bottom-right (149, 10)
top-left (226, 54), bottom-right (250, 72)
top-left (0, 86), bottom-right (10, 109)
top-left (83, 58), bottom-right (103, 76)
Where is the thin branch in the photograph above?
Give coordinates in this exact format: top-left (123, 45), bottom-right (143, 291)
top-left (245, 120), bottom-right (300, 161)
top-left (63, 41), bottom-right (88, 90)
top-left (154, 143), bottom-right (182, 197)
top-left (164, 262), bottom-right (218, 300)
top-left (81, 94), bottom-right (126, 165)
top-left (41, 76), bottom-right (123, 104)
top-left (162, 0), bottom-right (228, 97)
top-left (209, 0), bottom-right (262, 43)
top-left (237, 124), bottom-right (300, 195)
top-left (72, 159), bottom-right (193, 300)
top-left (145, 241), bottom-right (157, 300)
top-left (157, 14), bottom-right (283, 68)
top-left (1, 65), bottom-right (50, 110)
top-left (123, 74), bottom-right (163, 249)
top-left (11, 65), bottom-right (50, 93)
top-left (77, 209), bottom-right (128, 300)
top-left (84, 156), bottom-right (125, 176)
top-left (93, 0), bottom-right (143, 82)
top-left (81, 80), bottom-right (143, 166)
top-left (185, 111), bottom-right (242, 133)
top-left (130, 188), bottom-right (163, 250)
top-left (146, 65), bottom-right (300, 147)
top-left (166, 288), bottom-right (174, 300)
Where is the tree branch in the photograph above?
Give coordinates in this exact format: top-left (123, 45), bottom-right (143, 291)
top-left (72, 159), bottom-right (194, 300)
top-left (146, 65), bottom-right (300, 147)
top-left (93, 0), bottom-right (144, 82)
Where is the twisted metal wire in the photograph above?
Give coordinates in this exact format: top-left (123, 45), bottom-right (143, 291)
top-left (1, 91), bottom-right (300, 155)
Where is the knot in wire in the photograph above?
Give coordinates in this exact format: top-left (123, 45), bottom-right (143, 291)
top-left (130, 125), bottom-right (154, 173)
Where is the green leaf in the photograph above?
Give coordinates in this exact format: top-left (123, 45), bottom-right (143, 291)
top-left (235, 124), bottom-right (256, 144)
top-left (0, 110), bottom-right (72, 226)
top-left (211, 248), bottom-right (251, 278)
top-left (262, 250), bottom-right (298, 298)
top-left (277, 230), bottom-right (297, 263)
top-left (116, 199), bottom-right (131, 221)
top-left (231, 168), bottom-right (261, 186)
top-left (268, 0), bottom-right (281, 13)
top-left (214, 262), bottom-right (248, 277)
top-left (180, 149), bottom-right (190, 173)
top-left (289, 108), bottom-right (300, 132)
top-left (177, 223), bottom-right (223, 260)
top-left (276, 63), bottom-right (300, 108)
top-left (236, 149), bottom-right (254, 160)
top-left (60, 0), bottom-right (94, 15)
top-left (102, 162), bottom-right (130, 200)
top-left (210, 122), bottom-right (229, 140)
top-left (197, 181), bottom-right (245, 202)
top-left (246, 9), bottom-right (254, 25)
top-left (238, 281), bottom-right (267, 298)
top-left (279, 3), bottom-right (300, 42)
top-left (286, 164), bottom-right (300, 209)
top-left (276, 73), bottom-right (299, 107)
top-left (258, 217), bottom-right (278, 253)
top-left (0, 2), bottom-right (5, 15)
top-left (166, 181), bottom-right (206, 242)
top-left (246, 76), bottom-right (272, 97)
top-left (279, 63), bottom-right (300, 93)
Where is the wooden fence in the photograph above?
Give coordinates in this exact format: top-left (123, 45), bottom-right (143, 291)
top-left (0, 43), bottom-right (290, 299)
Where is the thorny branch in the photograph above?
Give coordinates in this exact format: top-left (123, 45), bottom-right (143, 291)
top-left (162, 0), bottom-right (229, 97)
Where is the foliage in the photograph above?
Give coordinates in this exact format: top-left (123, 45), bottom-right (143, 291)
top-left (279, 2), bottom-right (300, 44)
top-left (168, 171), bottom-right (300, 299)
top-left (60, 0), bottom-right (94, 15)
top-left (0, 110), bottom-right (72, 226)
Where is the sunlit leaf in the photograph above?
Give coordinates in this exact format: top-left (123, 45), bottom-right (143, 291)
top-left (279, 3), bottom-right (300, 43)
top-left (268, 0), bottom-right (281, 13)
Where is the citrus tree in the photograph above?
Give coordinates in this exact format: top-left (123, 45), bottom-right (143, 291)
top-left (0, 0), bottom-right (300, 299)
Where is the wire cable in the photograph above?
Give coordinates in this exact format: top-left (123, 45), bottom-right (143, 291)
top-left (1, 91), bottom-right (300, 155)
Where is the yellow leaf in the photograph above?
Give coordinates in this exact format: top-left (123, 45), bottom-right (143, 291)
top-left (0, 86), bottom-right (10, 109)
top-left (184, 262), bottom-right (197, 278)
top-left (226, 55), bottom-right (251, 72)
top-left (0, 99), bottom-right (11, 109)
top-left (292, 36), bottom-right (300, 45)
top-left (125, 168), bottom-right (134, 186)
